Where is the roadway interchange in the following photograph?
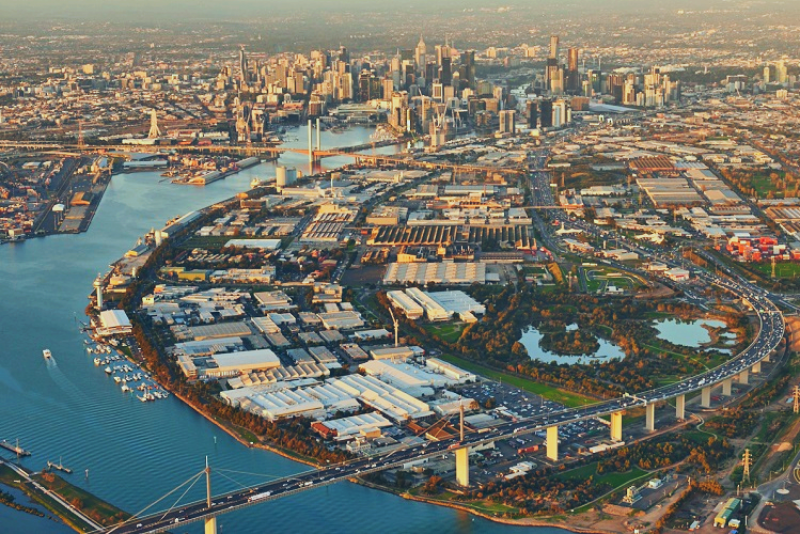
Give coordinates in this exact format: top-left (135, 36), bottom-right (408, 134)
top-left (104, 273), bottom-right (785, 534)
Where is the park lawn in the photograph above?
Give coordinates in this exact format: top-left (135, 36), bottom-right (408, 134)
top-left (750, 173), bottom-right (784, 198)
top-left (439, 354), bottom-right (595, 408)
top-left (556, 462), bottom-right (647, 488)
top-left (425, 322), bottom-right (466, 344)
top-left (408, 488), bottom-right (520, 515)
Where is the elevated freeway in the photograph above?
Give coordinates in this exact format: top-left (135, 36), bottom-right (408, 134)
top-left (98, 267), bottom-right (784, 534)
top-left (90, 150), bottom-right (787, 534)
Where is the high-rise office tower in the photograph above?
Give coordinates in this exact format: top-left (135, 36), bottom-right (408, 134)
top-left (499, 110), bottom-right (516, 135)
top-left (440, 57), bottom-right (452, 86)
top-left (463, 50), bottom-right (476, 88)
top-left (567, 48), bottom-right (580, 94)
top-left (568, 48), bottom-right (579, 72)
top-left (239, 47), bottom-right (249, 84)
top-left (539, 99), bottom-right (553, 128)
top-left (526, 100), bottom-right (538, 129)
top-left (549, 35), bottom-right (559, 60)
top-left (776, 61), bottom-right (788, 84)
top-left (415, 35), bottom-right (427, 67)
top-left (436, 44), bottom-right (451, 66)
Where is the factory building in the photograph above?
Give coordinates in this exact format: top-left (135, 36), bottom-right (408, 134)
top-left (383, 261), bottom-right (487, 285)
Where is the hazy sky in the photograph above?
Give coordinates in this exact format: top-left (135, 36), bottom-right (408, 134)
top-left (0, 0), bottom-right (777, 20)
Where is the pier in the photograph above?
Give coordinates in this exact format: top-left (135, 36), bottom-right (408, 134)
top-left (47, 459), bottom-right (73, 475)
top-left (0, 439), bottom-right (31, 457)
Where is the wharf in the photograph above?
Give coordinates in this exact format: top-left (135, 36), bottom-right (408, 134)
top-left (47, 460), bottom-right (73, 474)
top-left (0, 439), bottom-right (31, 457)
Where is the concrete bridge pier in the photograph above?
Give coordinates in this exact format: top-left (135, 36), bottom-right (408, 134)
top-left (547, 426), bottom-right (559, 461)
top-left (752, 361), bottom-right (762, 374)
top-left (205, 517), bottom-right (217, 534)
top-left (722, 378), bottom-right (733, 396)
top-left (610, 411), bottom-right (624, 441)
top-left (645, 403), bottom-right (656, 433)
top-left (700, 386), bottom-right (712, 408)
top-left (739, 370), bottom-right (749, 385)
top-left (455, 447), bottom-right (470, 487)
top-left (675, 394), bottom-right (685, 420)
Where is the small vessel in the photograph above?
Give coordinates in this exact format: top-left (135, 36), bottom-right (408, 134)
top-left (42, 349), bottom-right (52, 360)
top-left (250, 178), bottom-right (261, 188)
top-left (104, 366), bottom-right (113, 374)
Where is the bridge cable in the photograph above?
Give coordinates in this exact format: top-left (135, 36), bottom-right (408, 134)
top-left (215, 470), bottom-right (257, 494)
top-left (157, 471), bottom-right (205, 522)
top-left (101, 469), bottom-right (205, 534)
top-left (216, 467), bottom-right (302, 482)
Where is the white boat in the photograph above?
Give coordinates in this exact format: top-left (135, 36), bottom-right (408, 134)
top-left (43, 349), bottom-right (52, 360)
top-left (250, 178), bottom-right (261, 188)
top-left (104, 366), bottom-right (113, 374)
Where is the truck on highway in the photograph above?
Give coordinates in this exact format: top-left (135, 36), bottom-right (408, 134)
top-left (248, 491), bottom-right (271, 502)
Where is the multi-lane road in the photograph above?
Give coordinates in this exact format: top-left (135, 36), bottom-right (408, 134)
top-left (101, 157), bottom-right (787, 534)
top-left (104, 253), bottom-right (784, 534)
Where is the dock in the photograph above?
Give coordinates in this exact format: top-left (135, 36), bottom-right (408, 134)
top-left (47, 459), bottom-right (73, 474)
top-left (0, 439), bottom-right (32, 457)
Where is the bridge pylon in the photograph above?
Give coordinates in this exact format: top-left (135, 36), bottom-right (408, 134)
top-left (205, 457), bottom-right (217, 534)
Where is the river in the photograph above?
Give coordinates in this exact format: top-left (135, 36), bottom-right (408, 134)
top-left (0, 126), bottom-right (569, 534)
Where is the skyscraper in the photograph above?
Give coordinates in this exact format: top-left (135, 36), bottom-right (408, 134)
top-left (463, 50), bottom-right (476, 89)
top-left (549, 35), bottom-right (559, 60)
top-left (526, 100), bottom-right (538, 129)
top-left (239, 47), bottom-right (249, 84)
top-left (567, 48), bottom-right (580, 94)
top-left (415, 35), bottom-right (427, 67)
top-left (539, 99), bottom-right (553, 128)
top-left (499, 109), bottom-right (516, 135)
top-left (440, 57), bottom-right (452, 86)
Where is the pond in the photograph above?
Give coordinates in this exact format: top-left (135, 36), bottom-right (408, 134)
top-left (653, 318), bottom-right (728, 348)
top-left (519, 324), bottom-right (625, 365)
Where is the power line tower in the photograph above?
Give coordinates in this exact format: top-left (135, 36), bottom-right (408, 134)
top-left (148, 109), bottom-right (161, 139)
top-left (793, 385), bottom-right (800, 414)
top-left (742, 449), bottom-right (753, 485)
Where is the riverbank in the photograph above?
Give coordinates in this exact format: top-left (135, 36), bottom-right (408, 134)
top-left (0, 463), bottom-right (127, 532)
top-left (352, 477), bottom-right (615, 534)
top-left (167, 385), bottom-right (321, 469)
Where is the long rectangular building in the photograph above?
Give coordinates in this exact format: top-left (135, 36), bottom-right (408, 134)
top-left (383, 262), bottom-right (487, 285)
top-left (386, 290), bottom-right (425, 319)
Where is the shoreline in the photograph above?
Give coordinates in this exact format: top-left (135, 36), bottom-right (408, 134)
top-left (353, 478), bottom-right (615, 534)
top-left (167, 386), bottom-right (321, 469)
top-left (118, 348), bottom-right (602, 534)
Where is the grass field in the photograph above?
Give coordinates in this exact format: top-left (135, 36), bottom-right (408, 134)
top-left (556, 462), bottom-right (647, 488)
top-left (439, 354), bottom-right (595, 408)
top-left (425, 323), bottom-right (466, 344)
top-left (750, 172), bottom-right (784, 198)
top-left (751, 261), bottom-right (800, 279)
top-left (408, 488), bottom-right (520, 515)
top-left (33, 473), bottom-right (130, 526)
